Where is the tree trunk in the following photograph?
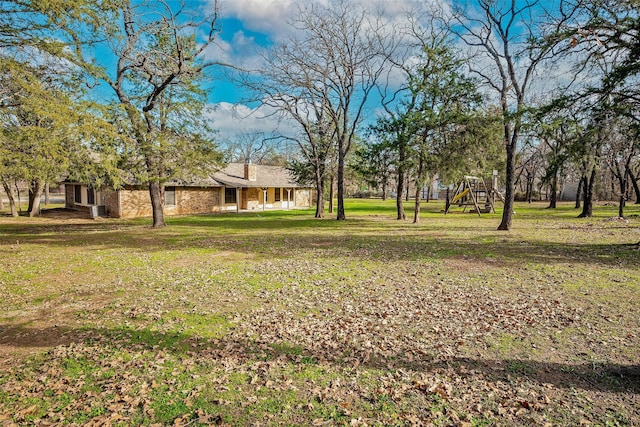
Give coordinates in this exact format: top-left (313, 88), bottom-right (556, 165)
top-left (149, 181), bottom-right (165, 228)
top-left (0, 187), bottom-right (4, 210)
top-left (413, 156), bottom-right (424, 224)
top-left (578, 167), bottom-right (596, 218)
top-left (617, 165), bottom-right (627, 218)
top-left (547, 172), bottom-right (557, 209)
top-left (498, 140), bottom-right (516, 230)
top-left (545, 183), bottom-right (549, 200)
top-left (526, 172), bottom-right (534, 204)
top-left (328, 173), bottom-right (334, 214)
top-left (610, 173), bottom-right (616, 201)
top-left (336, 141), bottom-right (346, 221)
top-left (618, 193), bottom-right (625, 218)
top-left (396, 135), bottom-right (407, 220)
top-left (2, 181), bottom-right (18, 217)
top-left (396, 173), bottom-right (406, 220)
top-left (381, 174), bottom-right (389, 201)
top-left (44, 183), bottom-right (50, 206)
top-left (445, 187), bottom-right (451, 213)
top-left (575, 175), bottom-right (584, 209)
top-left (15, 182), bottom-right (22, 213)
top-left (405, 173), bottom-right (410, 202)
top-left (28, 180), bottom-right (44, 217)
top-left (314, 166), bottom-right (325, 218)
top-left (28, 181), bottom-right (35, 213)
top-left (628, 166), bottom-right (640, 204)
top-left (413, 187), bottom-right (421, 224)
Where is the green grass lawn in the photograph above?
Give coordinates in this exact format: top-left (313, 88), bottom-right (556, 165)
top-left (0, 199), bottom-right (638, 426)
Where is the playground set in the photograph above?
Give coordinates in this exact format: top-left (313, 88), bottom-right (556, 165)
top-left (444, 173), bottom-right (504, 216)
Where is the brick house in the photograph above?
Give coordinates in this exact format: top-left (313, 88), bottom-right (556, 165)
top-left (64, 163), bottom-right (314, 218)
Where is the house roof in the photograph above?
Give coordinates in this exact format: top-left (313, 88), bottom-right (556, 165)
top-left (211, 163), bottom-right (303, 188)
top-left (66, 163), bottom-right (307, 189)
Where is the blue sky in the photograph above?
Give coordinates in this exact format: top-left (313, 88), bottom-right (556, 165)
top-left (77, 0), bottom-right (577, 143)
top-left (107, 0), bottom-right (571, 145)
top-left (202, 0), bottom-right (442, 141)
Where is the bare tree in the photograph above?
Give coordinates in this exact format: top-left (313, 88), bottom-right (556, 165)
top-left (628, 165), bottom-right (640, 204)
top-left (221, 131), bottom-right (284, 165)
top-left (514, 141), bottom-right (545, 203)
top-left (249, 0), bottom-right (395, 220)
top-left (449, 0), bottom-right (578, 230)
top-left (530, 108), bottom-right (578, 208)
top-left (249, 70), bottom-right (335, 218)
top-left (602, 116), bottom-right (638, 217)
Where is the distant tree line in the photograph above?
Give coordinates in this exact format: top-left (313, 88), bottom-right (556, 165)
top-left (236, 0), bottom-right (638, 226)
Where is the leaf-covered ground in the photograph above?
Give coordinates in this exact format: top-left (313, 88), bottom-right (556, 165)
top-left (0, 200), bottom-right (639, 426)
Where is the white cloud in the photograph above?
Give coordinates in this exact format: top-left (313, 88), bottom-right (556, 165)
top-left (202, 0), bottom-right (455, 73)
top-left (232, 31), bottom-right (255, 50)
top-left (231, 31), bottom-right (267, 69)
top-left (202, 37), bottom-right (233, 64)
top-left (200, 0), bottom-right (458, 126)
top-left (202, 30), bottom-right (265, 71)
top-left (215, 0), bottom-right (447, 41)
top-left (218, 0), bottom-right (326, 39)
top-left (206, 102), bottom-right (300, 142)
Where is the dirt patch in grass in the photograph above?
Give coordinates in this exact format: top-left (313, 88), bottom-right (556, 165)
top-left (0, 326), bottom-right (79, 367)
top-left (0, 201), bottom-right (638, 426)
top-left (40, 207), bottom-right (92, 220)
top-left (444, 254), bottom-right (510, 271)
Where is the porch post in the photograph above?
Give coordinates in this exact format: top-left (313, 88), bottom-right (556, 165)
top-left (262, 188), bottom-right (268, 211)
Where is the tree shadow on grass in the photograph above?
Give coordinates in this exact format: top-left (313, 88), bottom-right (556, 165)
top-left (0, 226), bottom-right (637, 269)
top-left (1, 323), bottom-right (638, 396)
top-left (1, 210), bottom-right (638, 269)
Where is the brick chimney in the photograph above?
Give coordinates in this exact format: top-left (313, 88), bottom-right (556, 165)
top-left (244, 161), bottom-right (257, 181)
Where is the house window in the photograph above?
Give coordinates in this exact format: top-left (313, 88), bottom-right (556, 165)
top-left (225, 187), bottom-right (237, 204)
top-left (87, 188), bottom-right (95, 205)
top-left (74, 185), bottom-right (82, 204)
top-left (165, 186), bottom-right (176, 206)
top-left (274, 188), bottom-right (281, 202)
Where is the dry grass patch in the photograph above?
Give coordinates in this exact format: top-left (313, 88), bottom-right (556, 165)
top-left (0, 201), bottom-right (638, 426)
